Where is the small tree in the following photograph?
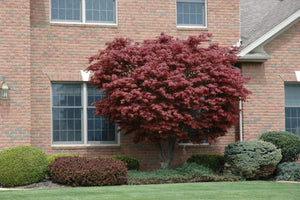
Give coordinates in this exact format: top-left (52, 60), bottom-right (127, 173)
top-left (87, 33), bottom-right (250, 168)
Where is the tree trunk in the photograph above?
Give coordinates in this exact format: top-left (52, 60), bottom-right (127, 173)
top-left (155, 137), bottom-right (176, 169)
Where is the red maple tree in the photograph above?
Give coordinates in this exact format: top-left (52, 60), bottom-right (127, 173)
top-left (87, 33), bottom-right (250, 168)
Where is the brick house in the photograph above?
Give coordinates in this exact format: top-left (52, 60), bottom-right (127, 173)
top-left (0, 0), bottom-right (299, 169)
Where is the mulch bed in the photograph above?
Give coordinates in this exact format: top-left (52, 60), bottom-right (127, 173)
top-left (0, 179), bottom-right (70, 190)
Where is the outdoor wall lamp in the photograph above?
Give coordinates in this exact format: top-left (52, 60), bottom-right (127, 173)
top-left (0, 79), bottom-right (9, 100)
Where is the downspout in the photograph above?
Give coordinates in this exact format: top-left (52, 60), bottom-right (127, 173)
top-left (239, 99), bottom-right (243, 141)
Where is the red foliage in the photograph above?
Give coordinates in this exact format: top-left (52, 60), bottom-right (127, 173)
top-left (87, 33), bottom-right (250, 144)
top-left (50, 157), bottom-right (127, 186)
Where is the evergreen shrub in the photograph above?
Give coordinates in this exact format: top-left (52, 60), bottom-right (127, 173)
top-left (276, 162), bottom-right (300, 181)
top-left (0, 146), bottom-right (48, 187)
top-left (187, 154), bottom-right (225, 172)
top-left (111, 155), bottom-right (140, 170)
top-left (224, 140), bottom-right (282, 179)
top-left (259, 131), bottom-right (300, 162)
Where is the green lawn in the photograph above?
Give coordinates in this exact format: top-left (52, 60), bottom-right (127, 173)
top-left (0, 181), bottom-right (299, 200)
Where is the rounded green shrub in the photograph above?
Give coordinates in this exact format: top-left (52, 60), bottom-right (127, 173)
top-left (276, 162), bottom-right (300, 181)
top-left (259, 131), bottom-right (300, 162)
top-left (111, 155), bottom-right (140, 170)
top-left (0, 146), bottom-right (48, 187)
top-left (224, 140), bottom-right (282, 179)
top-left (50, 157), bottom-right (127, 186)
top-left (47, 153), bottom-right (77, 165)
top-left (187, 154), bottom-right (225, 172)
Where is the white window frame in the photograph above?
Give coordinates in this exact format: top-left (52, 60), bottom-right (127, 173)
top-left (51, 82), bottom-right (120, 146)
top-left (179, 139), bottom-right (210, 146)
top-left (50, 0), bottom-right (118, 25)
top-left (176, 0), bottom-right (207, 28)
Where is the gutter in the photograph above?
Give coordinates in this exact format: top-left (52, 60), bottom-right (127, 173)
top-left (239, 100), bottom-right (243, 142)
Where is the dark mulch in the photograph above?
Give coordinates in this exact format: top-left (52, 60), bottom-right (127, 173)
top-left (0, 179), bottom-right (69, 190)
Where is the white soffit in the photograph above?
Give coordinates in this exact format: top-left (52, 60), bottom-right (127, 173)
top-left (80, 70), bottom-right (91, 81)
top-left (295, 71), bottom-right (300, 82)
top-left (239, 10), bottom-right (300, 57)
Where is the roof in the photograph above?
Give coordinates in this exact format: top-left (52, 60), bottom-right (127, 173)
top-left (240, 0), bottom-right (300, 58)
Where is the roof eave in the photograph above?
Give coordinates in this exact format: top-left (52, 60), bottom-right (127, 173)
top-left (239, 10), bottom-right (300, 57)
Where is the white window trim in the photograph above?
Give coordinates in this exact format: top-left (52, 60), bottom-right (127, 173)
top-left (176, 0), bottom-right (207, 28)
top-left (49, 0), bottom-right (118, 26)
top-left (178, 138), bottom-right (210, 146)
top-left (51, 82), bottom-right (120, 147)
top-left (179, 142), bottom-right (210, 146)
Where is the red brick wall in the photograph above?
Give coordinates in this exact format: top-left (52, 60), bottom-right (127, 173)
top-left (1, 0), bottom-right (240, 169)
top-left (242, 21), bottom-right (300, 141)
top-left (0, 0), bottom-right (31, 148)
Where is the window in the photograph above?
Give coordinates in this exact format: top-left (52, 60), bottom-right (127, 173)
top-left (52, 83), bottom-right (118, 145)
top-left (285, 84), bottom-right (300, 137)
top-left (51, 0), bottom-right (116, 24)
top-left (177, 0), bottom-right (206, 27)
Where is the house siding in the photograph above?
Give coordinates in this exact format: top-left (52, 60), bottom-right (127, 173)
top-left (0, 0), bottom-right (32, 148)
top-left (1, 0), bottom-right (241, 169)
top-left (242, 21), bottom-right (300, 141)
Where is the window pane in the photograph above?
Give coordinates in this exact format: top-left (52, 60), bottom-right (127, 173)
top-left (285, 84), bottom-right (300, 106)
top-left (73, 0), bottom-right (81, 9)
top-left (94, 0), bottom-right (100, 9)
top-left (59, 0), bottom-right (66, 8)
top-left (183, 13), bottom-right (189, 24)
top-left (52, 84), bottom-right (81, 106)
top-left (190, 14), bottom-right (196, 24)
top-left (87, 84), bottom-right (116, 143)
top-left (86, 0), bottom-right (93, 9)
top-left (177, 1), bottom-right (205, 26)
top-left (107, 11), bottom-right (113, 21)
top-left (52, 0), bottom-right (59, 8)
top-left (86, 0), bottom-right (116, 23)
top-left (51, 0), bottom-right (81, 22)
top-left (66, 0), bottom-right (73, 8)
top-left (93, 10), bottom-right (100, 21)
top-left (52, 83), bottom-right (82, 143)
top-left (66, 9), bottom-right (73, 20)
top-left (52, 83), bottom-right (117, 144)
top-left (52, 8), bottom-right (59, 19)
top-left (178, 0), bottom-right (204, 2)
top-left (87, 108), bottom-right (116, 143)
top-left (52, 108), bottom-right (82, 142)
top-left (88, 85), bottom-right (104, 106)
top-left (86, 9), bottom-right (93, 21)
top-left (285, 84), bottom-right (300, 137)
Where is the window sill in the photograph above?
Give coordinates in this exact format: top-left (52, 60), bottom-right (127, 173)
top-left (50, 21), bottom-right (118, 28)
top-left (178, 142), bottom-right (210, 146)
top-left (51, 143), bottom-right (120, 149)
top-left (177, 25), bottom-right (208, 31)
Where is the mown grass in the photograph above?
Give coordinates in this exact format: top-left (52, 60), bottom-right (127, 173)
top-left (0, 181), bottom-right (299, 200)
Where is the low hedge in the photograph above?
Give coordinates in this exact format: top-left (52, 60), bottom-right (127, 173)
top-left (50, 156), bottom-right (127, 186)
top-left (259, 131), bottom-right (300, 162)
top-left (187, 154), bottom-right (225, 172)
top-left (111, 155), bottom-right (140, 170)
top-left (127, 163), bottom-right (243, 185)
top-left (276, 162), bottom-right (300, 181)
top-left (224, 140), bottom-right (282, 179)
top-left (0, 146), bottom-right (48, 187)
